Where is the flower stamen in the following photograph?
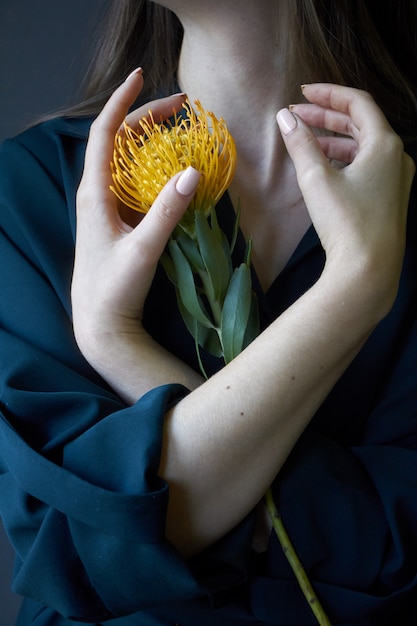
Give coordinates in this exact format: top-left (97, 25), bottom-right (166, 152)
top-left (110, 99), bottom-right (237, 221)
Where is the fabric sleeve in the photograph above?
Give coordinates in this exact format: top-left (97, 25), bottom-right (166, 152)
top-left (0, 128), bottom-right (250, 622)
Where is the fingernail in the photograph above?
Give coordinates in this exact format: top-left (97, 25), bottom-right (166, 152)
top-left (276, 108), bottom-right (297, 135)
top-left (176, 167), bottom-right (201, 196)
top-left (125, 67), bottom-right (143, 82)
top-left (172, 92), bottom-right (187, 97)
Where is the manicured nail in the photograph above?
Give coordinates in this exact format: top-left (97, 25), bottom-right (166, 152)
top-left (276, 108), bottom-right (297, 135)
top-left (125, 67), bottom-right (143, 82)
top-left (176, 166), bottom-right (201, 196)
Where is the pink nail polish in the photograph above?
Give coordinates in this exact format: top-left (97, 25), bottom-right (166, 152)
top-left (125, 67), bottom-right (143, 82)
top-left (176, 167), bottom-right (201, 196)
top-left (276, 108), bottom-right (298, 135)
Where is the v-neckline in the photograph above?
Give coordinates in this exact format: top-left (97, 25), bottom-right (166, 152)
top-left (216, 191), bottom-right (321, 293)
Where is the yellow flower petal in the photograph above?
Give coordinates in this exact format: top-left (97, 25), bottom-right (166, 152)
top-left (110, 100), bottom-right (237, 220)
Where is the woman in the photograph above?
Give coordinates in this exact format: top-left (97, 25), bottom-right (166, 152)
top-left (1, 1), bottom-right (417, 624)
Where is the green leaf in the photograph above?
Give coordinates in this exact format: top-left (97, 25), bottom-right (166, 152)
top-left (220, 231), bottom-right (233, 278)
top-left (176, 296), bottom-right (220, 354)
top-left (220, 263), bottom-right (253, 363)
top-left (197, 324), bottom-right (223, 358)
top-left (176, 230), bottom-right (205, 273)
top-left (244, 235), bottom-right (254, 266)
top-left (176, 297), bottom-right (222, 377)
top-left (176, 294), bottom-right (199, 342)
top-left (160, 252), bottom-right (178, 286)
top-left (209, 206), bottom-right (223, 245)
top-left (229, 201), bottom-right (241, 254)
top-left (243, 292), bottom-right (260, 349)
top-left (195, 210), bottom-right (231, 301)
top-left (169, 240), bottom-right (214, 329)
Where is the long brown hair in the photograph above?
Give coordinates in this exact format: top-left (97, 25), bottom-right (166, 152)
top-left (55, 0), bottom-right (417, 141)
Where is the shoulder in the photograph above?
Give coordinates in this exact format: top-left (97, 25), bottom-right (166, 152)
top-left (1, 117), bottom-right (92, 153)
top-left (3, 116), bottom-right (92, 147)
top-left (0, 117), bottom-right (93, 223)
top-left (0, 118), bottom-right (91, 186)
top-left (0, 117), bottom-right (93, 258)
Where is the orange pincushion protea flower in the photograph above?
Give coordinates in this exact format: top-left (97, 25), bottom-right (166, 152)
top-left (110, 99), bottom-right (236, 222)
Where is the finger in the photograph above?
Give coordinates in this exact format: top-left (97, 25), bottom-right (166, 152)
top-left (289, 103), bottom-right (359, 141)
top-left (124, 93), bottom-right (187, 131)
top-left (300, 83), bottom-right (406, 175)
top-left (300, 83), bottom-right (391, 136)
top-left (77, 69), bottom-right (144, 236)
top-left (315, 136), bottom-right (359, 164)
top-left (276, 108), bottom-right (331, 184)
top-left (82, 68), bottom-right (144, 188)
top-left (130, 166), bottom-right (201, 264)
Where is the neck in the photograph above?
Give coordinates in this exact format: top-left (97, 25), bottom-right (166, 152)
top-left (177, 2), bottom-right (295, 147)
top-left (175, 2), bottom-right (303, 200)
top-left (170, 1), bottom-right (311, 289)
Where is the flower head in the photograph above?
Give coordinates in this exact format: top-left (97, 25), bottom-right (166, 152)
top-left (110, 99), bottom-right (236, 224)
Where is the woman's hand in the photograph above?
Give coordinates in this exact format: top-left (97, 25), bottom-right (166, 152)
top-left (277, 83), bottom-right (415, 317)
top-left (73, 69), bottom-right (198, 340)
top-left (72, 70), bottom-right (204, 400)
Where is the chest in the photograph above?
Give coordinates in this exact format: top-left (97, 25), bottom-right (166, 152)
top-left (239, 203), bottom-right (312, 292)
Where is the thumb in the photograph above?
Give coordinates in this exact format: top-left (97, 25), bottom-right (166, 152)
top-left (276, 108), bottom-right (330, 190)
top-left (130, 166), bottom-right (201, 262)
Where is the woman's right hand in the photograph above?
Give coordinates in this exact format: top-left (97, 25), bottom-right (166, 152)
top-left (72, 70), bottom-right (204, 401)
top-left (72, 70), bottom-right (198, 345)
top-left (277, 83), bottom-right (415, 318)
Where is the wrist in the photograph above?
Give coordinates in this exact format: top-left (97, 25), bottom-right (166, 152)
top-left (73, 311), bottom-right (146, 365)
top-left (73, 315), bottom-right (203, 404)
top-left (319, 253), bottom-right (400, 328)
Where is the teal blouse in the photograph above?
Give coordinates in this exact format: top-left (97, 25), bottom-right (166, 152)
top-left (0, 117), bottom-right (417, 626)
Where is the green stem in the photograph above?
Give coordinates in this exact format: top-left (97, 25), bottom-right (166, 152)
top-left (264, 488), bottom-right (332, 626)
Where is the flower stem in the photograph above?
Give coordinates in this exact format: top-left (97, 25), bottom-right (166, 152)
top-left (264, 488), bottom-right (332, 626)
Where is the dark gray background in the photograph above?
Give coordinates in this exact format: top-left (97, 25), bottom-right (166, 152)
top-left (0, 1), bottom-right (110, 624)
top-left (0, 0), bottom-right (110, 142)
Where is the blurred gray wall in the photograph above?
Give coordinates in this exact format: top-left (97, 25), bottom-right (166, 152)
top-left (0, 2), bottom-right (110, 624)
top-left (0, 0), bottom-right (110, 142)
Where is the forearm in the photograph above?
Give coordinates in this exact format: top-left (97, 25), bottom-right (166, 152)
top-left (160, 265), bottom-right (381, 555)
top-left (83, 262), bottom-right (383, 556)
top-left (77, 323), bottom-right (204, 404)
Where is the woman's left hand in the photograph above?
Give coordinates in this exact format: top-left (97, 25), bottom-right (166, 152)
top-left (278, 83), bottom-right (415, 316)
